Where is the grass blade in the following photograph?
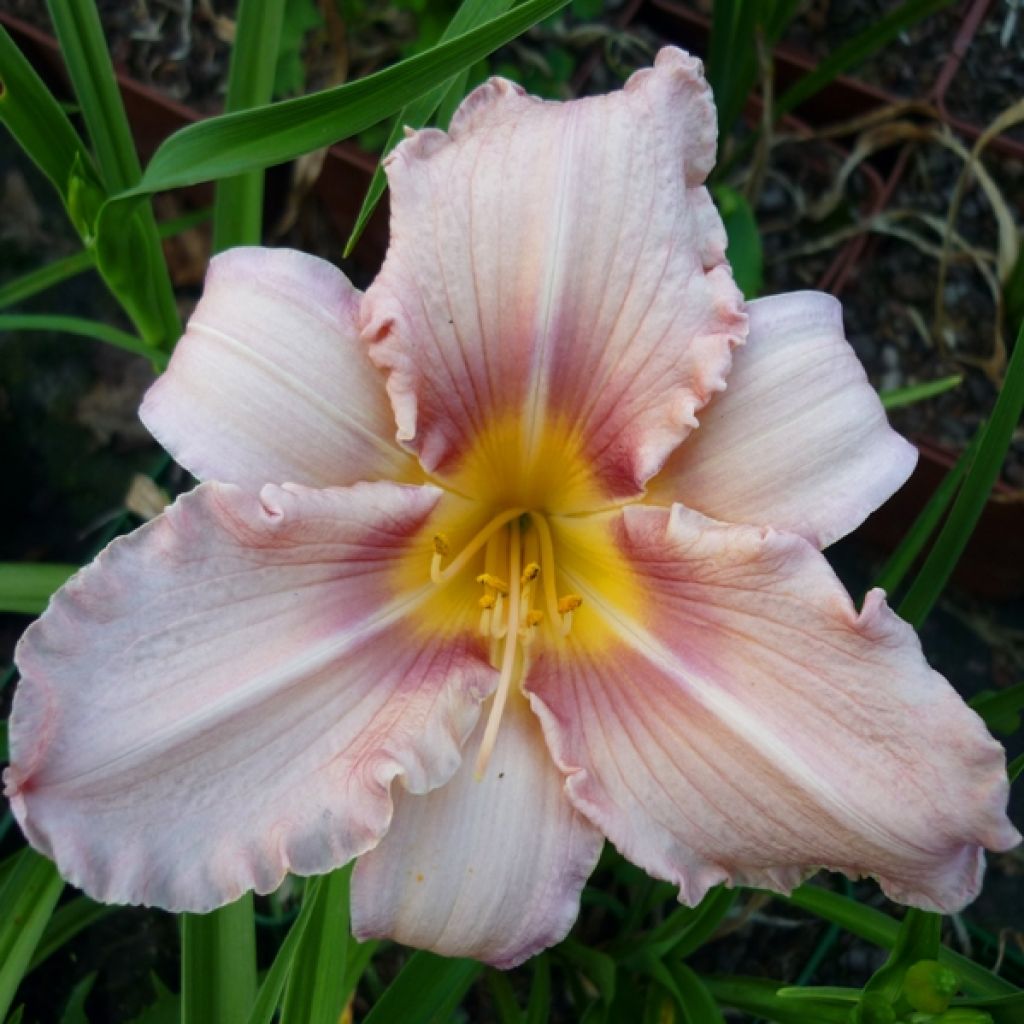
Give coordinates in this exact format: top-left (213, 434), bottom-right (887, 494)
top-left (0, 563), bottom-right (76, 615)
top-left (0, 314), bottom-right (167, 367)
top-left (180, 895), bottom-right (258, 1024)
top-left (899, 317), bottom-right (1024, 627)
top-left (0, 24), bottom-right (88, 201)
top-left (343, 0), bottom-right (513, 256)
top-left (0, 850), bottom-right (64, 1021)
top-left (880, 374), bottom-right (962, 409)
top-left (873, 428), bottom-right (982, 597)
top-left (361, 951), bottom-right (481, 1024)
top-left (279, 865), bottom-right (352, 1024)
top-left (212, 0), bottom-right (287, 251)
top-left (118, 0), bottom-right (571, 196)
top-left (776, 0), bottom-right (955, 120)
top-left (45, 0), bottom-right (179, 348)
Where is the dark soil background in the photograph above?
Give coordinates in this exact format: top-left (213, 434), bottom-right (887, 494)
top-left (1, 1), bottom-right (1023, 1021)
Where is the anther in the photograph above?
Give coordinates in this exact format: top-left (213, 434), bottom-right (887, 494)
top-left (525, 610), bottom-right (544, 627)
top-left (557, 594), bottom-right (583, 614)
top-left (476, 573), bottom-right (509, 595)
top-left (478, 593), bottom-right (497, 610)
top-left (433, 534), bottom-right (450, 556)
top-left (521, 562), bottom-right (540, 584)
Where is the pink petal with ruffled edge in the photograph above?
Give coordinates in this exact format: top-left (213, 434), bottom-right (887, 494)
top-left (362, 47), bottom-right (746, 508)
top-left (5, 481), bottom-right (494, 912)
top-left (351, 691), bottom-right (603, 968)
top-left (141, 247), bottom-right (412, 490)
top-left (649, 291), bottom-right (917, 547)
top-left (527, 505), bottom-right (1018, 910)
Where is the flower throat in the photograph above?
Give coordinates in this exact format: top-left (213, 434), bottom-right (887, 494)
top-left (430, 509), bottom-right (582, 778)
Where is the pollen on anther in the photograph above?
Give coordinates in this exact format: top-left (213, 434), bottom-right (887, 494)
top-left (525, 609), bottom-right (544, 627)
top-left (521, 562), bottom-right (540, 584)
top-left (476, 573), bottom-right (509, 594)
top-left (433, 534), bottom-right (450, 556)
top-left (479, 593), bottom-right (497, 610)
top-left (557, 594), bottom-right (583, 615)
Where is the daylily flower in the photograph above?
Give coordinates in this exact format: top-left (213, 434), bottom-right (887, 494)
top-left (5, 48), bottom-right (1017, 970)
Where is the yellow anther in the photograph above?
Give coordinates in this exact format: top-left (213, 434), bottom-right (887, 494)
top-left (433, 534), bottom-right (450, 556)
top-left (478, 593), bottom-right (497, 610)
top-left (525, 609), bottom-right (544, 627)
top-left (521, 562), bottom-right (540, 584)
top-left (557, 594), bottom-right (583, 615)
top-left (476, 573), bottom-right (509, 595)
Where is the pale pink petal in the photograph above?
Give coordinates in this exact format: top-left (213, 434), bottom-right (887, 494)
top-left (141, 247), bottom-right (413, 489)
top-left (351, 691), bottom-right (602, 968)
top-left (648, 291), bottom-right (917, 548)
top-left (363, 47), bottom-right (746, 509)
top-left (4, 481), bottom-right (494, 912)
top-left (527, 505), bottom-right (1019, 911)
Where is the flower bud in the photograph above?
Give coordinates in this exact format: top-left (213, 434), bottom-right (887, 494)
top-left (902, 960), bottom-right (959, 1013)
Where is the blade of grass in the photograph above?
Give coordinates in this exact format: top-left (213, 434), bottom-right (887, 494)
top-left (212, 0), bottom-right (287, 250)
top-left (29, 898), bottom-right (114, 972)
top-left (0, 314), bottom-right (167, 367)
top-left (180, 895), bottom-right (258, 1024)
top-left (880, 374), bottom-right (962, 409)
top-left (343, 0), bottom-right (513, 256)
top-left (775, 0), bottom-right (955, 121)
top-left (873, 427), bottom-right (982, 597)
top-left (0, 563), bottom-right (76, 615)
top-left (0, 24), bottom-right (88, 200)
top-left (0, 850), bottom-right (64, 1022)
top-left (782, 886), bottom-right (1019, 997)
top-left (45, 0), bottom-right (179, 347)
top-left (279, 865), bottom-right (352, 1024)
top-left (112, 0), bottom-right (571, 198)
top-left (361, 951), bottom-right (481, 1024)
top-left (899, 318), bottom-right (1024, 627)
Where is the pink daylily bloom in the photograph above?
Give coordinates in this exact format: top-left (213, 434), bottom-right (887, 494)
top-left (5, 48), bottom-right (1018, 969)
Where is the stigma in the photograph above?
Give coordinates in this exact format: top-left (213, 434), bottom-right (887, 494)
top-left (429, 509), bottom-right (582, 777)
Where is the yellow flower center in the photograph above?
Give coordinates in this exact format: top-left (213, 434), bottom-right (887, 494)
top-left (429, 508), bottom-right (583, 776)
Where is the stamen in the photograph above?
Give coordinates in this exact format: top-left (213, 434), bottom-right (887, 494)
top-left (528, 512), bottom-right (581, 635)
top-left (431, 508), bottom-right (525, 585)
top-left (476, 573), bottom-right (509, 594)
top-left (478, 593), bottom-right (497, 610)
top-left (521, 562), bottom-right (540, 584)
top-left (490, 594), bottom-right (508, 639)
top-left (557, 594), bottom-right (583, 614)
top-left (475, 518), bottom-right (522, 779)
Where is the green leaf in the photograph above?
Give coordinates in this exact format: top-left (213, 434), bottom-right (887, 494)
top-left (704, 976), bottom-right (851, 1024)
top-left (343, 0), bottom-right (514, 256)
top-left (126, 975), bottom-right (179, 1024)
top-left (525, 956), bottom-right (551, 1024)
top-left (59, 972), bottom-right (97, 1024)
top-left (863, 908), bottom-right (941, 1002)
top-left (116, 0), bottom-right (571, 197)
top-left (361, 951), bottom-right (481, 1024)
top-left (969, 683), bottom-right (1024, 736)
top-left (30, 897), bottom-right (115, 972)
top-left (668, 963), bottom-right (726, 1024)
top-left (880, 374), bottom-right (963, 410)
top-left (624, 885), bottom-right (736, 962)
top-left (0, 249), bottom-right (94, 311)
top-left (486, 968), bottom-right (524, 1024)
top-left (873, 428), bottom-right (981, 598)
top-left (1009, 752), bottom-right (1024, 783)
top-left (713, 185), bottom-right (762, 299)
top-left (279, 865), bottom-right (352, 1024)
top-left (0, 850), bottom-right (64, 1022)
top-left (0, 314), bottom-right (167, 368)
top-left (775, 0), bottom-right (956, 121)
top-left (782, 886), bottom-right (1018, 998)
top-left (213, 0), bottom-right (288, 251)
top-left (45, 0), bottom-right (179, 349)
top-left (180, 894), bottom-right (258, 1024)
top-left (0, 563), bottom-right (76, 615)
top-left (899, 316), bottom-right (1024, 628)
top-left (0, 24), bottom-right (90, 201)
top-left (556, 939), bottom-right (616, 1009)
top-left (274, 0), bottom-right (325, 98)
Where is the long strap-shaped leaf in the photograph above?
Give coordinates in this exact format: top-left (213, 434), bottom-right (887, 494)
top-left (44, 0), bottom-right (180, 350)
top-left (361, 951), bottom-right (482, 1024)
top-left (212, 0), bottom-right (287, 250)
top-left (0, 850), bottom-right (64, 1021)
top-left (105, 0), bottom-right (570, 200)
top-left (343, 0), bottom-right (513, 256)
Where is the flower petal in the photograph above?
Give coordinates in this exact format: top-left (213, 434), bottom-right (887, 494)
top-left (141, 247), bottom-right (413, 489)
top-left (5, 481), bottom-right (495, 912)
top-left (351, 691), bottom-right (603, 968)
top-left (363, 48), bottom-right (746, 509)
top-left (648, 291), bottom-right (917, 548)
top-left (527, 505), bottom-right (1019, 911)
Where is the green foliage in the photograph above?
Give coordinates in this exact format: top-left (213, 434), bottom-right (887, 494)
top-left (0, 563), bottom-right (76, 615)
top-left (713, 185), bottom-right (763, 299)
top-left (274, 0), bottom-right (325, 98)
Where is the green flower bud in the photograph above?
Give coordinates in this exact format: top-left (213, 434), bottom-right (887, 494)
top-left (902, 960), bottom-right (959, 1013)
